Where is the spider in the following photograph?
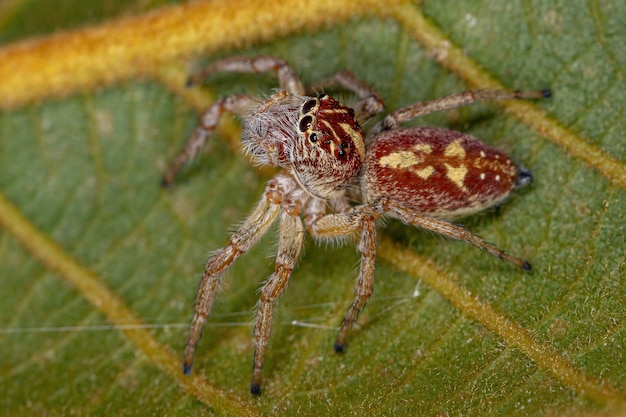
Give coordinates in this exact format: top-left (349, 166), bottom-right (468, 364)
top-left (162, 55), bottom-right (549, 395)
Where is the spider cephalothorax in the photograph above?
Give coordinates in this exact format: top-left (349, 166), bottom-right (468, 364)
top-left (241, 91), bottom-right (365, 200)
top-left (163, 55), bottom-right (549, 394)
top-left (291, 94), bottom-right (365, 199)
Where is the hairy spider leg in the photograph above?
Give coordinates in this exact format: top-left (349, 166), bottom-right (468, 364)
top-left (187, 55), bottom-right (305, 95)
top-left (306, 209), bottom-right (380, 353)
top-left (183, 174), bottom-right (298, 376)
top-left (309, 69), bottom-right (385, 123)
top-left (384, 203), bottom-right (531, 270)
top-left (162, 94), bottom-right (259, 186)
top-left (164, 56), bottom-right (308, 185)
top-left (251, 204), bottom-right (305, 395)
top-left (370, 88), bottom-right (551, 137)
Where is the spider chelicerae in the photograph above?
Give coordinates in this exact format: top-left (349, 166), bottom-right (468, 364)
top-left (162, 55), bottom-right (549, 395)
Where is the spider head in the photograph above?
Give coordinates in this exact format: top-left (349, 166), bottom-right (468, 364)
top-left (290, 94), bottom-right (365, 199)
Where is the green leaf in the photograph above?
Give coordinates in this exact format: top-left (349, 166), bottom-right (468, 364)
top-left (1, 1), bottom-right (624, 416)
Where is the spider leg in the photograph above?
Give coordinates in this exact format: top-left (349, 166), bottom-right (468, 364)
top-left (384, 201), bottom-right (531, 270)
top-left (162, 94), bottom-right (259, 186)
top-left (251, 206), bottom-right (305, 395)
top-left (370, 88), bottom-right (550, 136)
top-left (308, 70), bottom-right (384, 124)
top-left (182, 174), bottom-right (296, 376)
top-left (307, 208), bottom-right (379, 353)
top-left (187, 55), bottom-right (305, 95)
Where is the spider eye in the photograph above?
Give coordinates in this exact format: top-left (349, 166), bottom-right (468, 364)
top-left (337, 142), bottom-right (349, 158)
top-left (298, 115), bottom-right (313, 132)
top-left (348, 108), bottom-right (356, 118)
top-left (301, 99), bottom-right (318, 115)
top-left (309, 132), bottom-right (318, 142)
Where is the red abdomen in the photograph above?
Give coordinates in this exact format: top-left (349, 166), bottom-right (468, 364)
top-left (362, 127), bottom-right (524, 219)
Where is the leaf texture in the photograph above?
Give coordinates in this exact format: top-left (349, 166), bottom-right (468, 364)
top-left (0, 1), bottom-right (624, 415)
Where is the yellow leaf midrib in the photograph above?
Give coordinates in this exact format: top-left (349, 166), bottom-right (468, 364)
top-left (0, 0), bottom-right (397, 109)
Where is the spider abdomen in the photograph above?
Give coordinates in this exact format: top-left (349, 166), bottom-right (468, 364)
top-left (363, 127), bottom-right (526, 219)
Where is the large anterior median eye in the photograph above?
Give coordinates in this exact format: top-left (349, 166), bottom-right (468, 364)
top-left (298, 115), bottom-right (313, 132)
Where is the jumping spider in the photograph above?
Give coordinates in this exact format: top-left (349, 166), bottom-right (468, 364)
top-left (163, 55), bottom-right (549, 395)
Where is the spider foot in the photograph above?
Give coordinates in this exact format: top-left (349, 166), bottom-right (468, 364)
top-left (250, 383), bottom-right (262, 396)
top-left (333, 341), bottom-right (345, 353)
top-left (161, 177), bottom-right (174, 188)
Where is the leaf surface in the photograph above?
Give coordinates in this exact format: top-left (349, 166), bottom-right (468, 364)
top-left (0, 1), bottom-right (624, 415)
